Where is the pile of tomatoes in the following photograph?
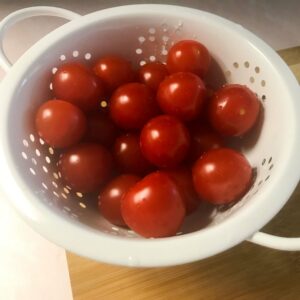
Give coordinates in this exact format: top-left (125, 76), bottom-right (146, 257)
top-left (35, 40), bottom-right (260, 238)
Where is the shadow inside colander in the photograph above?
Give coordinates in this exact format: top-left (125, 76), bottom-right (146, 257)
top-left (205, 57), bottom-right (227, 90)
top-left (224, 102), bottom-right (265, 151)
top-left (180, 202), bottom-right (215, 234)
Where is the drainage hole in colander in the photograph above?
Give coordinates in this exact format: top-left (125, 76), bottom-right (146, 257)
top-left (268, 157), bottom-right (272, 164)
top-left (149, 55), bottom-right (156, 62)
top-left (45, 156), bottom-right (51, 164)
top-left (49, 83), bottom-right (53, 90)
top-left (138, 36), bottom-right (146, 43)
top-left (262, 95), bottom-right (266, 101)
top-left (29, 168), bottom-right (36, 175)
top-left (244, 61), bottom-right (250, 68)
top-left (79, 202), bottom-right (86, 208)
top-left (84, 53), bottom-right (92, 60)
top-left (233, 62), bottom-right (239, 68)
top-left (162, 35), bottom-right (169, 42)
top-left (262, 158), bottom-right (266, 166)
top-left (21, 152), bottom-right (27, 160)
top-left (255, 66), bottom-right (260, 73)
top-left (52, 181), bottom-right (58, 188)
top-left (76, 192), bottom-right (83, 198)
top-left (100, 100), bottom-right (108, 108)
top-left (140, 60), bottom-right (146, 66)
top-left (265, 175), bottom-right (270, 182)
top-left (149, 36), bottom-right (155, 42)
top-left (42, 166), bottom-right (48, 173)
top-left (39, 138), bottom-right (45, 145)
top-left (148, 27), bottom-right (156, 34)
top-left (53, 172), bottom-right (59, 179)
top-left (23, 139), bottom-right (29, 147)
top-left (31, 158), bottom-right (37, 165)
top-left (261, 80), bottom-right (266, 87)
top-left (269, 164), bottom-right (274, 171)
top-left (42, 182), bottom-right (48, 190)
top-left (257, 180), bottom-right (263, 186)
top-left (29, 134), bottom-right (35, 142)
top-left (136, 48), bottom-right (142, 55)
top-left (53, 191), bottom-right (59, 198)
top-left (249, 76), bottom-right (255, 83)
top-left (72, 50), bottom-right (79, 57)
top-left (35, 149), bottom-right (41, 157)
top-left (60, 55), bottom-right (66, 61)
top-left (61, 193), bottom-right (68, 199)
top-left (52, 67), bottom-right (58, 74)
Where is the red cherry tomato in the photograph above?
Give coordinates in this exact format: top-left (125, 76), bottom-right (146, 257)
top-left (167, 40), bottom-right (211, 77)
top-left (189, 122), bottom-right (224, 162)
top-left (166, 168), bottom-right (199, 215)
top-left (85, 112), bottom-right (118, 147)
top-left (192, 148), bottom-right (252, 205)
top-left (209, 84), bottom-right (260, 136)
top-left (59, 143), bottom-right (113, 193)
top-left (35, 99), bottom-right (87, 148)
top-left (140, 115), bottom-right (190, 168)
top-left (110, 83), bottom-right (158, 130)
top-left (93, 55), bottom-right (136, 92)
top-left (113, 133), bottom-right (153, 175)
top-left (53, 63), bottom-right (105, 112)
top-left (138, 62), bottom-right (168, 91)
top-left (98, 174), bottom-right (140, 227)
top-left (157, 72), bottom-right (206, 121)
top-left (122, 171), bottom-right (186, 238)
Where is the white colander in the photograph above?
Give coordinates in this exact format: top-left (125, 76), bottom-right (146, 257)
top-left (0, 5), bottom-right (299, 267)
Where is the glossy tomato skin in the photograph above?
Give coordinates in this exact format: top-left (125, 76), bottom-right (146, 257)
top-left (98, 174), bottom-right (140, 227)
top-left (53, 63), bottom-right (105, 112)
top-left (121, 171), bottom-right (186, 238)
top-left (166, 168), bottom-right (199, 215)
top-left (138, 62), bottom-right (168, 91)
top-left (93, 55), bottom-right (136, 92)
top-left (59, 143), bottom-right (113, 193)
top-left (85, 111), bottom-right (118, 147)
top-left (167, 40), bottom-right (211, 78)
top-left (209, 84), bottom-right (260, 136)
top-left (157, 72), bottom-right (206, 121)
top-left (140, 115), bottom-right (190, 168)
top-left (192, 148), bottom-right (252, 205)
top-left (189, 122), bottom-right (224, 162)
top-left (113, 133), bottom-right (153, 175)
top-left (35, 99), bottom-right (87, 148)
top-left (109, 83), bottom-right (158, 130)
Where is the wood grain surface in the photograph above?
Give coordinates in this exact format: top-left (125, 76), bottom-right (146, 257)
top-left (67, 47), bottom-right (300, 300)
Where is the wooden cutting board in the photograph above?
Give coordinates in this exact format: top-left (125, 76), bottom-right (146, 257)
top-left (67, 47), bottom-right (300, 300)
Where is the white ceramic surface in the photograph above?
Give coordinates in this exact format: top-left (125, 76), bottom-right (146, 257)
top-left (0, 5), bottom-right (299, 268)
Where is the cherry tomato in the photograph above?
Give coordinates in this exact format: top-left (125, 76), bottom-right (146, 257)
top-left (85, 111), bottom-right (118, 147)
top-left (98, 174), bottom-right (140, 227)
top-left (192, 148), bottom-right (252, 205)
top-left (140, 115), bottom-right (190, 168)
top-left (35, 99), bottom-right (87, 148)
top-left (53, 62), bottom-right (105, 112)
top-left (114, 133), bottom-right (153, 175)
top-left (93, 55), bottom-right (136, 92)
top-left (138, 62), bottom-right (168, 91)
top-left (166, 168), bottom-right (199, 215)
top-left (110, 83), bottom-right (158, 130)
top-left (121, 171), bottom-right (185, 238)
top-left (167, 40), bottom-right (211, 78)
top-left (209, 84), bottom-right (260, 136)
top-left (59, 143), bottom-right (113, 193)
top-left (157, 72), bottom-right (206, 121)
top-left (189, 122), bottom-right (224, 162)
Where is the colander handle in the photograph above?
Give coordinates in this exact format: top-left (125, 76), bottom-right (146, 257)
top-left (0, 6), bottom-right (81, 72)
top-left (248, 232), bottom-right (300, 251)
